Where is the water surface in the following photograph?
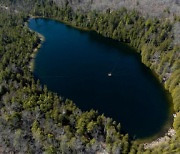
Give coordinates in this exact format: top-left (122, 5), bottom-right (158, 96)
top-left (29, 18), bottom-right (171, 139)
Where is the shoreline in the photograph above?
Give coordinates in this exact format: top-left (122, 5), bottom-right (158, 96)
top-left (27, 17), bottom-right (176, 147)
top-left (136, 108), bottom-right (174, 144)
top-left (30, 15), bottom-right (92, 32)
top-left (27, 19), bottom-right (45, 72)
top-left (144, 128), bottom-right (176, 149)
top-left (138, 71), bottom-right (175, 143)
top-left (29, 42), bottom-right (42, 72)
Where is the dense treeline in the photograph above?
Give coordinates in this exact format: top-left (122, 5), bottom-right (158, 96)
top-left (0, 0), bottom-right (180, 153)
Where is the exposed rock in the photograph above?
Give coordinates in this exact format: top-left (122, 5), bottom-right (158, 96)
top-left (144, 128), bottom-right (176, 149)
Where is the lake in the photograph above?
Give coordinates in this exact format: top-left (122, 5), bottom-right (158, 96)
top-left (28, 18), bottom-right (171, 139)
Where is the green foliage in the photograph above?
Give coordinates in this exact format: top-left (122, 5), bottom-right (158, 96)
top-left (0, 0), bottom-right (179, 153)
top-left (174, 113), bottom-right (180, 136)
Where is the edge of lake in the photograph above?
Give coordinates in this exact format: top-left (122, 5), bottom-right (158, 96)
top-left (27, 17), bottom-right (175, 145)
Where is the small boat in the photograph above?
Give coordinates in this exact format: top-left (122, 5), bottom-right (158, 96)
top-left (108, 73), bottom-right (112, 77)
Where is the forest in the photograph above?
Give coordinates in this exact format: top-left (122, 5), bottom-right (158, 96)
top-left (0, 0), bottom-right (179, 153)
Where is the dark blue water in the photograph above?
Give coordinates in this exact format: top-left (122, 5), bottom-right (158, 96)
top-left (29, 18), bottom-right (171, 139)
